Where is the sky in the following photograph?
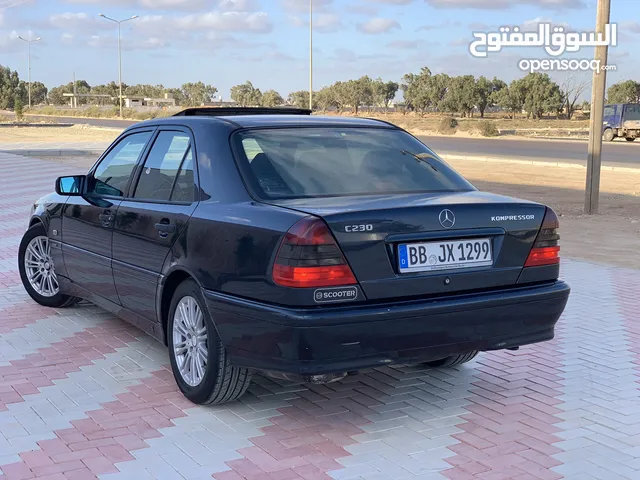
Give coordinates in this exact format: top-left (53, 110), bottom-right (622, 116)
top-left (1, 0), bottom-right (639, 99)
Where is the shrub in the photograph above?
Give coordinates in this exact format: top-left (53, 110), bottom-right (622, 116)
top-left (479, 121), bottom-right (500, 137)
top-left (14, 97), bottom-right (24, 120)
top-left (437, 116), bottom-right (458, 135)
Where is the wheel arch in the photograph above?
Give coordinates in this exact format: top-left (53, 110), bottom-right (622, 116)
top-left (158, 266), bottom-right (212, 346)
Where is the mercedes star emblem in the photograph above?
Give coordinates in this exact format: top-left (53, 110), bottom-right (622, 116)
top-left (439, 209), bottom-right (455, 229)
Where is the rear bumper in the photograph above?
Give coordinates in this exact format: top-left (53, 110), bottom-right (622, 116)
top-left (203, 281), bottom-right (570, 376)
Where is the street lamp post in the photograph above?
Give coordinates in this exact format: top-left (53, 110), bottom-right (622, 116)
top-left (99, 13), bottom-right (138, 118)
top-left (309, 0), bottom-right (313, 111)
top-left (17, 35), bottom-right (41, 108)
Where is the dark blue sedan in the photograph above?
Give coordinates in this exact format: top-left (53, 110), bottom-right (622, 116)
top-left (18, 108), bottom-right (570, 405)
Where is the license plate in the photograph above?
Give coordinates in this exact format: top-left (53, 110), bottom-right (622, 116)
top-left (398, 238), bottom-right (493, 273)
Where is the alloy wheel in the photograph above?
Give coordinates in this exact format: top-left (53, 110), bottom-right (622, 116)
top-left (24, 236), bottom-right (59, 297)
top-left (172, 296), bottom-right (208, 387)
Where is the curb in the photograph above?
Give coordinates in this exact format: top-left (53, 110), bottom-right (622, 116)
top-left (439, 153), bottom-right (640, 174)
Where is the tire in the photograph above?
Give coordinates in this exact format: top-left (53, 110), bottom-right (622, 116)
top-left (423, 351), bottom-right (479, 368)
top-left (167, 279), bottom-right (252, 405)
top-left (626, 137), bottom-right (636, 142)
top-left (603, 129), bottom-right (615, 142)
top-left (18, 224), bottom-right (81, 308)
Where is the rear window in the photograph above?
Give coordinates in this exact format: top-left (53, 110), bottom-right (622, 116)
top-left (232, 127), bottom-right (474, 199)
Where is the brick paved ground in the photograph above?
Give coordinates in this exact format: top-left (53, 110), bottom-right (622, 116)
top-left (1, 151), bottom-right (639, 480)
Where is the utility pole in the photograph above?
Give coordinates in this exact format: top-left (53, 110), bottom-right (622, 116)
top-left (99, 14), bottom-right (138, 118)
top-left (17, 36), bottom-right (41, 108)
top-left (309, 0), bottom-right (313, 111)
top-left (584, 0), bottom-right (611, 214)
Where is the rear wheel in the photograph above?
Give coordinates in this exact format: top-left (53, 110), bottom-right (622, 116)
top-left (626, 137), bottom-right (636, 142)
top-left (603, 129), bottom-right (615, 142)
top-left (18, 224), bottom-right (80, 308)
top-left (423, 351), bottom-right (479, 368)
top-left (167, 279), bottom-right (252, 405)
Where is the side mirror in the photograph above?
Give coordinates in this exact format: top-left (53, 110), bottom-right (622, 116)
top-left (55, 175), bottom-right (85, 196)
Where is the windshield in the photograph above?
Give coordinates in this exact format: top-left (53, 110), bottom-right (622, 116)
top-left (232, 127), bottom-right (475, 199)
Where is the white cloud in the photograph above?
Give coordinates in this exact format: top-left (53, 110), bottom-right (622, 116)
top-left (621, 21), bottom-right (640, 34)
top-left (63, 0), bottom-right (249, 11)
top-left (175, 11), bottom-right (271, 32)
top-left (357, 18), bottom-right (400, 34)
top-left (366, 0), bottom-right (414, 4)
top-left (289, 12), bottom-right (344, 32)
top-left (88, 33), bottom-right (168, 50)
top-left (387, 39), bottom-right (419, 49)
top-left (281, 0), bottom-right (333, 12)
top-left (425, 0), bottom-right (586, 9)
top-left (0, 28), bottom-right (19, 52)
top-left (60, 32), bottom-right (74, 44)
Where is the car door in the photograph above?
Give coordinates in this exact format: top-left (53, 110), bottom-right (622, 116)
top-left (603, 104), bottom-right (618, 130)
top-left (61, 130), bottom-right (154, 307)
top-left (111, 128), bottom-right (198, 322)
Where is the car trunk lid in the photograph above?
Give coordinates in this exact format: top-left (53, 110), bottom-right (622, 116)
top-left (268, 191), bottom-right (548, 301)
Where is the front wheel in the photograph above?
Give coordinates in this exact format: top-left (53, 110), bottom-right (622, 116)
top-left (18, 224), bottom-right (80, 308)
top-left (167, 279), bottom-right (252, 405)
top-left (626, 137), bottom-right (636, 142)
top-left (603, 129), bottom-right (615, 142)
top-left (423, 351), bottom-right (479, 368)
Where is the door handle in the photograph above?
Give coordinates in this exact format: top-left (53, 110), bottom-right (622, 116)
top-left (99, 213), bottom-right (114, 227)
top-left (155, 221), bottom-right (176, 237)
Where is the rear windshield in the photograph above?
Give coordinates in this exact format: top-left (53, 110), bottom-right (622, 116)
top-left (232, 127), bottom-right (475, 199)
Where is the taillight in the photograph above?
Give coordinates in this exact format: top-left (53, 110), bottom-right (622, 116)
top-left (272, 217), bottom-right (357, 288)
top-left (525, 208), bottom-right (560, 267)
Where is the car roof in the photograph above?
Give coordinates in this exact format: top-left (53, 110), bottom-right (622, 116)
top-left (133, 114), bottom-right (398, 130)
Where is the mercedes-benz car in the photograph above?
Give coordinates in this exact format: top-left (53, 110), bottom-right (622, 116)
top-left (19, 107), bottom-right (570, 405)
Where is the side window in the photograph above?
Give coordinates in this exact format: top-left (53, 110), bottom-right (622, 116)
top-left (171, 148), bottom-right (195, 203)
top-left (91, 132), bottom-right (152, 197)
top-left (603, 105), bottom-right (616, 117)
top-left (133, 131), bottom-right (193, 202)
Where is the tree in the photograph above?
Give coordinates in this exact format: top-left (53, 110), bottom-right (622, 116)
top-left (125, 84), bottom-right (166, 99)
top-left (230, 81), bottom-right (262, 107)
top-left (373, 79), bottom-right (398, 112)
top-left (520, 73), bottom-right (563, 119)
top-left (261, 89), bottom-right (284, 107)
top-left (47, 80), bottom-right (91, 106)
top-left (475, 76), bottom-right (504, 118)
top-left (315, 86), bottom-right (339, 111)
top-left (180, 82), bottom-right (217, 107)
top-left (0, 65), bottom-right (22, 109)
top-left (607, 80), bottom-right (640, 104)
top-left (494, 79), bottom-right (526, 119)
top-left (288, 90), bottom-right (310, 109)
top-left (91, 81), bottom-right (122, 105)
top-left (339, 76), bottom-right (374, 114)
top-left (28, 81), bottom-right (48, 105)
top-left (560, 73), bottom-right (589, 119)
top-left (401, 67), bottom-right (432, 114)
top-left (443, 75), bottom-right (476, 117)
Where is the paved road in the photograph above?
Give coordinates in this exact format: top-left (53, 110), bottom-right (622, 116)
top-left (19, 114), bottom-right (640, 166)
top-left (420, 135), bottom-right (639, 167)
top-left (3, 150), bottom-right (640, 479)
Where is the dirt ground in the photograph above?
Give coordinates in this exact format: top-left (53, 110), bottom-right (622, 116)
top-left (0, 125), bottom-right (121, 143)
top-left (448, 159), bottom-right (640, 269)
